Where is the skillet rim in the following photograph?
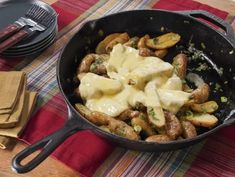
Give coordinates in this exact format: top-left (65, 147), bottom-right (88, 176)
top-left (57, 9), bottom-right (235, 147)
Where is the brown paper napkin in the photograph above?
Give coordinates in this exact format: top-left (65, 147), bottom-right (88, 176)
top-left (0, 71), bottom-right (25, 111)
top-left (0, 91), bottom-right (37, 149)
top-left (0, 74), bottom-right (26, 128)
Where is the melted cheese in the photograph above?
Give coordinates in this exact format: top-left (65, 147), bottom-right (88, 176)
top-left (79, 44), bottom-right (191, 117)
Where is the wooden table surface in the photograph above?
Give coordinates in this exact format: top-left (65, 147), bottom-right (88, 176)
top-left (1, 0), bottom-right (235, 177)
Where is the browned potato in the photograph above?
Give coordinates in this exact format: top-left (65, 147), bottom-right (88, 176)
top-left (118, 108), bottom-right (140, 121)
top-left (190, 101), bottom-right (218, 113)
top-left (147, 107), bottom-right (165, 128)
top-left (95, 33), bottom-right (121, 54)
top-left (191, 83), bottom-right (210, 104)
top-left (182, 83), bottom-right (193, 93)
top-left (107, 118), bottom-right (140, 140)
top-left (75, 104), bottom-right (139, 140)
top-left (106, 32), bottom-right (130, 53)
top-left (139, 47), bottom-right (152, 57)
top-left (145, 134), bottom-right (171, 142)
top-left (184, 113), bottom-right (218, 128)
top-left (172, 53), bottom-right (188, 80)
top-left (154, 49), bottom-right (168, 58)
top-left (75, 104), bottom-right (109, 125)
top-left (181, 120), bottom-right (197, 139)
top-left (165, 112), bottom-right (182, 140)
top-left (124, 37), bottom-right (139, 48)
top-left (131, 113), bottom-right (156, 136)
top-left (137, 34), bottom-right (150, 48)
top-left (146, 32), bottom-right (181, 49)
top-left (77, 54), bottom-right (97, 73)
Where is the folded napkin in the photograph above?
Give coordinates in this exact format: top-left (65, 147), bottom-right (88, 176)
top-left (0, 71), bottom-right (25, 113)
top-left (0, 73), bottom-right (26, 128)
top-left (0, 72), bottom-right (37, 149)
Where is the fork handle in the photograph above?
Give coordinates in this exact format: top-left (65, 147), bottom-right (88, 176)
top-left (0, 24), bottom-right (21, 42)
top-left (0, 29), bottom-right (29, 53)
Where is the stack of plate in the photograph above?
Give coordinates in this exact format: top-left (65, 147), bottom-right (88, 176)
top-left (0, 0), bottom-right (57, 58)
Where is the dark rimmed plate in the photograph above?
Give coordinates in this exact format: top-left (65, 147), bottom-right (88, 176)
top-left (4, 26), bottom-right (57, 53)
top-left (0, 0), bottom-right (57, 49)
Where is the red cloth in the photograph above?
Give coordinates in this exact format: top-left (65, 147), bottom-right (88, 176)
top-left (18, 0), bottom-right (234, 177)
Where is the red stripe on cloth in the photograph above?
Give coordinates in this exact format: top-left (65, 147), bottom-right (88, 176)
top-left (153, 0), bottom-right (228, 19)
top-left (184, 135), bottom-right (235, 177)
top-left (51, 0), bottom-right (99, 31)
top-left (0, 58), bottom-right (22, 70)
top-left (20, 93), bottom-right (114, 177)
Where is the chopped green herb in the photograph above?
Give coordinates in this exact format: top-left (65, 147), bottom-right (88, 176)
top-left (200, 42), bottom-right (206, 49)
top-left (117, 128), bottom-right (126, 137)
top-left (131, 41), bottom-right (138, 49)
top-left (221, 96), bottom-right (228, 103)
top-left (195, 63), bottom-right (209, 71)
top-left (148, 107), bottom-right (158, 120)
top-left (140, 114), bottom-right (146, 121)
top-left (133, 125), bottom-right (142, 133)
top-left (215, 83), bottom-right (221, 90)
top-left (185, 110), bottom-right (193, 117)
top-left (153, 38), bottom-right (158, 45)
top-left (98, 29), bottom-right (104, 36)
top-left (182, 79), bottom-right (187, 84)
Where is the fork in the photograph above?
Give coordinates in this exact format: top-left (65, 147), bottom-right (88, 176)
top-left (0, 4), bottom-right (47, 42)
top-left (0, 5), bottom-right (57, 53)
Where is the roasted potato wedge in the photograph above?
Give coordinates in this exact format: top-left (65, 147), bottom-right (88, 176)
top-left (124, 37), bottom-right (139, 48)
top-left (191, 83), bottom-right (210, 104)
top-left (131, 113), bottom-right (156, 136)
top-left (165, 112), bottom-right (182, 140)
top-left (147, 107), bottom-right (165, 128)
top-left (118, 109), bottom-right (140, 121)
top-left (75, 104), bottom-right (139, 140)
top-left (154, 49), bottom-right (168, 58)
top-left (146, 32), bottom-right (181, 49)
top-left (95, 33), bottom-right (121, 54)
top-left (145, 134), bottom-right (171, 142)
top-left (106, 32), bottom-right (130, 53)
top-left (190, 101), bottom-right (218, 113)
top-left (139, 47), bottom-right (153, 57)
top-left (75, 104), bottom-right (109, 125)
top-left (77, 54), bottom-right (97, 73)
top-left (107, 118), bottom-right (140, 140)
top-left (172, 53), bottom-right (188, 80)
top-left (137, 34), bottom-right (150, 48)
top-left (181, 120), bottom-right (197, 139)
top-left (184, 113), bottom-right (218, 128)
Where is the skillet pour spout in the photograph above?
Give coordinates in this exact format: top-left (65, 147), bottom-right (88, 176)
top-left (12, 9), bottom-right (235, 173)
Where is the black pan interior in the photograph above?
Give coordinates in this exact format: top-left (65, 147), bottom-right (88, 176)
top-left (59, 10), bottom-right (235, 142)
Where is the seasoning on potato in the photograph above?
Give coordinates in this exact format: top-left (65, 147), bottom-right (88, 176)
top-left (74, 32), bottom-right (219, 142)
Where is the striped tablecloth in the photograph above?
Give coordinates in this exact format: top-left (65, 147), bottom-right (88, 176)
top-left (1, 0), bottom-right (235, 176)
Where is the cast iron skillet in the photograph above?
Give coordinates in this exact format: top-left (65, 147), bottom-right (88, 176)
top-left (12, 10), bottom-right (235, 173)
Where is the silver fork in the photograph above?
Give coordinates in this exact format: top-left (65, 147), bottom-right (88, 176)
top-left (0, 5), bottom-right (57, 53)
top-left (0, 4), bottom-right (47, 42)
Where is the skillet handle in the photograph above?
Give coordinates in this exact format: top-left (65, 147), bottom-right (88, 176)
top-left (11, 114), bottom-right (83, 173)
top-left (178, 10), bottom-right (235, 45)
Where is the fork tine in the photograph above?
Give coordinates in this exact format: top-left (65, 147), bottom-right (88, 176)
top-left (25, 3), bottom-right (57, 27)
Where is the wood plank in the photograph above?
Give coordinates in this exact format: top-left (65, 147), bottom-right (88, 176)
top-left (0, 141), bottom-right (81, 177)
top-left (194, 0), bottom-right (235, 16)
